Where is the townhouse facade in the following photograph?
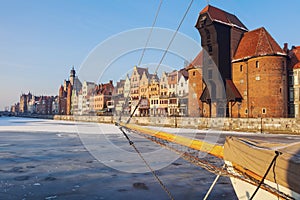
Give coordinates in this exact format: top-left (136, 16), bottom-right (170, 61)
top-left (288, 46), bottom-right (300, 118)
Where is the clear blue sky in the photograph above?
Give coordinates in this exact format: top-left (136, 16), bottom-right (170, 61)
top-left (0, 0), bottom-right (299, 110)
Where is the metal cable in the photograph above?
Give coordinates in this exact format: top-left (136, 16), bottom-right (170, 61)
top-left (138, 0), bottom-right (163, 66)
top-left (154, 0), bottom-right (194, 74)
top-left (119, 127), bottom-right (174, 200)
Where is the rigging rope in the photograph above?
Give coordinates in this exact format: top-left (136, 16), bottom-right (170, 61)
top-left (154, 0), bottom-right (194, 75)
top-left (119, 126), bottom-right (174, 200)
top-left (249, 151), bottom-right (282, 200)
top-left (138, 0), bottom-right (163, 66)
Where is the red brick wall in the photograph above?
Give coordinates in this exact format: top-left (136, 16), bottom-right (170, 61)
top-left (232, 55), bottom-right (288, 118)
top-left (188, 68), bottom-right (205, 117)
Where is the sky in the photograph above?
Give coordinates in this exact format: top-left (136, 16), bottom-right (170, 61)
top-left (1, 0), bottom-right (300, 111)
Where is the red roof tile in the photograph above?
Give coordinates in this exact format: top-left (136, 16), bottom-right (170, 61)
top-left (200, 5), bottom-right (247, 31)
top-left (233, 27), bottom-right (286, 61)
top-left (186, 50), bottom-right (203, 70)
top-left (289, 46), bottom-right (300, 69)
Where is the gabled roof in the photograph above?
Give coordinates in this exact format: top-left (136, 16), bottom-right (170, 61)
top-left (233, 27), bottom-right (286, 61)
top-left (149, 73), bottom-right (159, 82)
top-left (200, 80), bottom-right (242, 103)
top-left (289, 46), bottom-right (300, 69)
top-left (200, 5), bottom-right (247, 31)
top-left (186, 50), bottom-right (203, 70)
top-left (178, 68), bottom-right (189, 79)
top-left (136, 66), bottom-right (149, 77)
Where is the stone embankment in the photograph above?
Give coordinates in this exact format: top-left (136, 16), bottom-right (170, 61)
top-left (18, 114), bottom-right (300, 135)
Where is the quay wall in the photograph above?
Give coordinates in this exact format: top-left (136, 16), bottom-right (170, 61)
top-left (20, 114), bottom-right (300, 134)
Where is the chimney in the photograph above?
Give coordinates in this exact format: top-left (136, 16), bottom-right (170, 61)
top-left (283, 43), bottom-right (288, 53)
top-left (109, 80), bottom-right (113, 85)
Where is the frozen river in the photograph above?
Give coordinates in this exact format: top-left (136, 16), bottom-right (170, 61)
top-left (0, 117), bottom-right (239, 199)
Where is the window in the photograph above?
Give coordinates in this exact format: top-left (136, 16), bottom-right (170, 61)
top-left (262, 108), bottom-right (266, 114)
top-left (255, 76), bottom-right (260, 81)
top-left (181, 83), bottom-right (183, 87)
top-left (245, 109), bottom-right (248, 114)
top-left (208, 69), bottom-right (213, 79)
top-left (193, 71), bottom-right (196, 76)
top-left (256, 61), bottom-right (259, 68)
top-left (208, 44), bottom-right (212, 53)
top-left (240, 65), bottom-right (243, 72)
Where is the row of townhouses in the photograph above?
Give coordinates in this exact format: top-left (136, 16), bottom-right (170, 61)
top-left (11, 5), bottom-right (300, 118)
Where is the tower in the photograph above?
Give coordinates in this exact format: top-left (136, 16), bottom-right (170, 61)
top-left (196, 5), bottom-right (246, 117)
top-left (70, 66), bottom-right (76, 86)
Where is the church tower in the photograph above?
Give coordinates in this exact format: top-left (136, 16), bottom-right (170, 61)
top-left (70, 66), bottom-right (76, 86)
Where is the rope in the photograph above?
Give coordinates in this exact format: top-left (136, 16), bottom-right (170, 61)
top-left (138, 0), bottom-right (163, 66)
top-left (119, 127), bottom-right (174, 200)
top-left (203, 165), bottom-right (224, 200)
top-left (154, 0), bottom-right (194, 74)
top-left (249, 151), bottom-right (282, 200)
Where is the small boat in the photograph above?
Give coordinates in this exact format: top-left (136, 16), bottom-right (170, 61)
top-left (224, 137), bottom-right (300, 200)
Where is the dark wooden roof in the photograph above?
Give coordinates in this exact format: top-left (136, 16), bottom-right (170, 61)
top-left (226, 80), bottom-right (242, 102)
top-left (200, 80), bottom-right (242, 103)
top-left (200, 5), bottom-right (247, 31)
top-left (233, 27), bottom-right (286, 61)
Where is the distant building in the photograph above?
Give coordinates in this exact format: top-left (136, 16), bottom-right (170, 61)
top-left (19, 92), bottom-right (33, 113)
top-left (149, 74), bottom-right (160, 116)
top-left (81, 81), bottom-right (96, 115)
top-left (36, 96), bottom-right (54, 115)
top-left (186, 52), bottom-right (205, 117)
top-left (93, 80), bottom-right (114, 115)
top-left (58, 67), bottom-right (82, 115)
top-left (11, 103), bottom-right (19, 114)
top-left (130, 66), bottom-right (149, 116)
top-left (158, 72), bottom-right (169, 116)
top-left (288, 46), bottom-right (300, 118)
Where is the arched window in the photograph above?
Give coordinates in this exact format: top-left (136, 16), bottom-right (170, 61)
top-left (256, 61), bottom-right (259, 68)
top-left (240, 65), bottom-right (243, 72)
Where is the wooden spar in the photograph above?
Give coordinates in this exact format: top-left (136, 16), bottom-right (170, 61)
top-left (120, 123), bottom-right (224, 159)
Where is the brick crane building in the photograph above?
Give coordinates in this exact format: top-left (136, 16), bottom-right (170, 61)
top-left (188, 5), bottom-right (289, 118)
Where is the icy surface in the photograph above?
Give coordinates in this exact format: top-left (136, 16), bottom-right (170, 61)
top-left (0, 117), bottom-right (237, 199)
